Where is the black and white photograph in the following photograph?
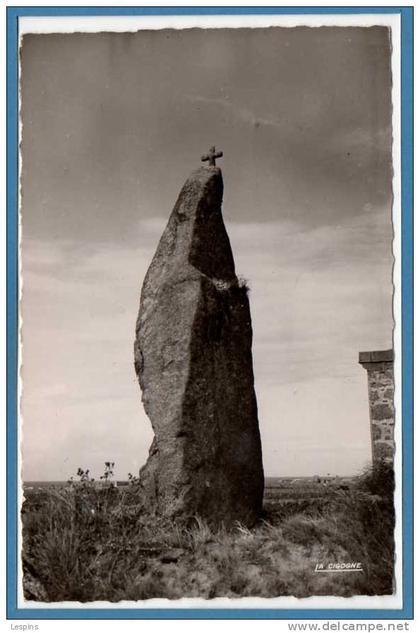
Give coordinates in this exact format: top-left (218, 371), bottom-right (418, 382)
top-left (19, 15), bottom-right (399, 604)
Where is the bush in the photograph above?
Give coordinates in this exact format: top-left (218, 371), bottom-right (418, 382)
top-left (357, 460), bottom-right (395, 498)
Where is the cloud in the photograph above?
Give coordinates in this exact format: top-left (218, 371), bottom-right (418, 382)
top-left (327, 126), bottom-right (392, 155)
top-left (185, 94), bottom-right (283, 130)
top-left (21, 211), bottom-right (393, 480)
top-left (258, 378), bottom-right (371, 476)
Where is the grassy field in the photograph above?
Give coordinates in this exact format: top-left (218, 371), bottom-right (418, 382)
top-left (21, 463), bottom-right (395, 602)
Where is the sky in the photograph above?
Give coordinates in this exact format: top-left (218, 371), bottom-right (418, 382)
top-left (20, 26), bottom-right (394, 480)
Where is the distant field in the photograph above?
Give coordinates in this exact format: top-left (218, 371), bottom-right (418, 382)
top-left (263, 476), bottom-right (356, 510)
top-left (24, 476), bottom-right (356, 491)
top-left (24, 477), bottom-right (356, 513)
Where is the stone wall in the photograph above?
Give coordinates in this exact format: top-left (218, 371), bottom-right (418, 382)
top-left (359, 350), bottom-right (395, 463)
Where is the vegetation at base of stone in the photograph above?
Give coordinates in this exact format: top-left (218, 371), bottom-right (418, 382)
top-left (22, 462), bottom-right (395, 602)
top-left (237, 275), bottom-right (250, 294)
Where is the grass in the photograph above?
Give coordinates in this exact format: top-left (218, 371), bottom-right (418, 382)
top-left (21, 462), bottom-right (395, 602)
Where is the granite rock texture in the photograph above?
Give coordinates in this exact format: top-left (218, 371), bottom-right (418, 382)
top-left (134, 166), bottom-right (264, 527)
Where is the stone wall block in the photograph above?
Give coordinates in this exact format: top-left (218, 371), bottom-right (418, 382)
top-left (359, 350), bottom-right (395, 464)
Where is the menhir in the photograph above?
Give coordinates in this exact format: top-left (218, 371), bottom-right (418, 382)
top-left (134, 165), bottom-right (264, 527)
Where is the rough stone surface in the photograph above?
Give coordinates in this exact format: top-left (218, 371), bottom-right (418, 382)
top-left (134, 166), bottom-right (264, 527)
top-left (359, 350), bottom-right (395, 464)
top-left (374, 441), bottom-right (394, 461)
top-left (370, 403), bottom-right (394, 421)
top-left (371, 423), bottom-right (382, 442)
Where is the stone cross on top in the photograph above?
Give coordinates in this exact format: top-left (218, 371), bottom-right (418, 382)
top-left (201, 146), bottom-right (223, 167)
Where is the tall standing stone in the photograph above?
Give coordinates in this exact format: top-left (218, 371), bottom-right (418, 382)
top-left (359, 349), bottom-right (395, 463)
top-left (134, 165), bottom-right (264, 527)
